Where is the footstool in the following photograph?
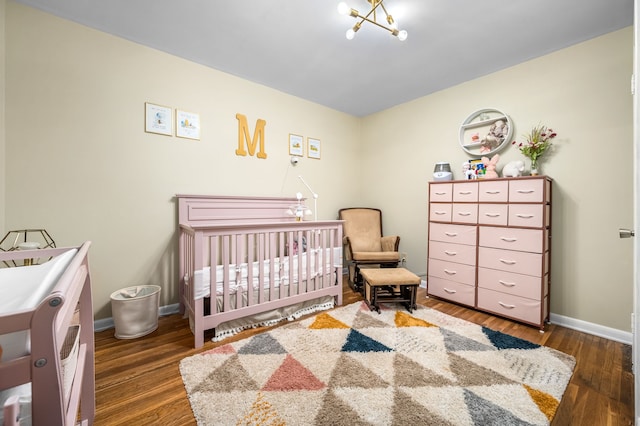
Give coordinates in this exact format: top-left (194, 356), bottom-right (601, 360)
top-left (360, 267), bottom-right (421, 313)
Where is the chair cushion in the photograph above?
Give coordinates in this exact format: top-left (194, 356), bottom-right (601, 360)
top-left (340, 209), bottom-right (383, 252)
top-left (352, 251), bottom-right (400, 262)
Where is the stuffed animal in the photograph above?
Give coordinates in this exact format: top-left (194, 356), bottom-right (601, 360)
top-left (480, 120), bottom-right (509, 154)
top-left (481, 154), bottom-right (500, 179)
top-left (502, 160), bottom-right (525, 177)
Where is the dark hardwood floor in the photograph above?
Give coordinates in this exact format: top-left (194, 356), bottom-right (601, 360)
top-left (94, 277), bottom-right (635, 425)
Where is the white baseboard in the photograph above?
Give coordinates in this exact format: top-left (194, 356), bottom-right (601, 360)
top-left (549, 312), bottom-right (632, 345)
top-left (93, 303), bottom-right (180, 332)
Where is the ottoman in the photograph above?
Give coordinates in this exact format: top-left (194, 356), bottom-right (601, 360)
top-left (360, 267), bottom-right (421, 313)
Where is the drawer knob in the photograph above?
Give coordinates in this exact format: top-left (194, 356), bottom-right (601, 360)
top-left (499, 259), bottom-right (516, 265)
top-left (445, 232), bottom-right (458, 237)
top-left (498, 301), bottom-right (516, 309)
top-left (500, 237), bottom-right (517, 243)
top-left (517, 189), bottom-right (535, 194)
top-left (444, 269), bottom-right (457, 275)
top-left (435, 191), bottom-right (447, 195)
top-left (457, 212), bottom-right (471, 216)
top-left (444, 250), bottom-right (457, 256)
top-left (485, 190), bottom-right (501, 194)
top-left (459, 191), bottom-right (472, 195)
top-left (499, 280), bottom-right (516, 287)
top-left (435, 211), bottom-right (447, 215)
top-left (516, 214), bottom-right (534, 219)
top-left (444, 288), bottom-right (457, 294)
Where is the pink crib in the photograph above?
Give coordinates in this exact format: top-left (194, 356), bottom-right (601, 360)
top-left (177, 195), bottom-right (344, 348)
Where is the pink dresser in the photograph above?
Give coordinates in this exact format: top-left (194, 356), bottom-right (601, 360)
top-left (427, 176), bottom-right (552, 330)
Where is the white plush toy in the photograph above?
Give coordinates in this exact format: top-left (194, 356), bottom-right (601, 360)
top-left (502, 160), bottom-right (525, 177)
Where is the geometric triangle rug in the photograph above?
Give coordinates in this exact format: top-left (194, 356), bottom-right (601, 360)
top-left (179, 301), bottom-right (576, 425)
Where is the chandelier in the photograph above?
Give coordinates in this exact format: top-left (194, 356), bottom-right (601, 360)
top-left (337, 0), bottom-right (408, 41)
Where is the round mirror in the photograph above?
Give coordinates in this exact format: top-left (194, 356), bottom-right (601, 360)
top-left (459, 108), bottom-right (512, 156)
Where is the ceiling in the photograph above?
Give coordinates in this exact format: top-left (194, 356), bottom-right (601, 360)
top-left (14, 0), bottom-right (634, 117)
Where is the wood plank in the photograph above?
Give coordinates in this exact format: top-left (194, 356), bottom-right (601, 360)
top-left (94, 276), bottom-right (635, 425)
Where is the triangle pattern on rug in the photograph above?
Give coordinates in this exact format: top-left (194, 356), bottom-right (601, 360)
top-left (394, 353), bottom-right (456, 387)
top-left (393, 388), bottom-right (456, 426)
top-left (395, 310), bottom-right (437, 328)
top-left (352, 310), bottom-right (389, 329)
top-left (261, 354), bottom-right (326, 391)
top-left (525, 384), bottom-right (559, 422)
top-left (483, 327), bottom-right (541, 350)
top-left (449, 353), bottom-right (517, 387)
top-left (192, 354), bottom-right (259, 393)
top-left (342, 329), bottom-right (393, 353)
top-left (309, 312), bottom-right (350, 329)
top-left (464, 388), bottom-right (535, 425)
top-left (441, 328), bottom-right (496, 352)
top-left (314, 389), bottom-right (370, 426)
top-left (237, 333), bottom-right (287, 355)
top-left (328, 353), bottom-right (389, 388)
top-left (239, 391), bottom-right (286, 426)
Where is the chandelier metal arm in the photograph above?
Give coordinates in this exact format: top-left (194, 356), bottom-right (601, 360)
top-left (339, 0), bottom-right (407, 40)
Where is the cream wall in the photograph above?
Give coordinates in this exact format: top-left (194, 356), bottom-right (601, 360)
top-left (1, 0), bottom-right (6, 231)
top-left (2, 2), bottom-right (635, 334)
top-left (3, 2), bottom-right (362, 319)
top-left (362, 28), bottom-right (634, 332)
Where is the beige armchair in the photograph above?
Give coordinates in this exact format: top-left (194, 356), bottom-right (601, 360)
top-left (338, 208), bottom-right (400, 292)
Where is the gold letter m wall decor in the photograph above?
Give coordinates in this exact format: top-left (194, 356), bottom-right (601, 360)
top-left (235, 113), bottom-right (267, 159)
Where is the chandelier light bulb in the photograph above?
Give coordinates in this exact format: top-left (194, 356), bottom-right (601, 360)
top-left (346, 28), bottom-right (355, 39)
top-left (337, 2), bottom-right (350, 15)
top-left (398, 30), bottom-right (408, 41)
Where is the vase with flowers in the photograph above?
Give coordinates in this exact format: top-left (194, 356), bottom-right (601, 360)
top-left (512, 124), bottom-right (557, 176)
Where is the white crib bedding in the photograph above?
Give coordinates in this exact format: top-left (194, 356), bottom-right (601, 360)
top-left (192, 248), bottom-right (341, 300)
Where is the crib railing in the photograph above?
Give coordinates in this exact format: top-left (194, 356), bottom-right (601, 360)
top-left (179, 220), bottom-right (343, 317)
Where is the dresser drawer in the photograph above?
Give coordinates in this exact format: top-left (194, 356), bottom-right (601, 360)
top-left (430, 183), bottom-right (453, 202)
top-left (427, 276), bottom-right (475, 307)
top-left (477, 288), bottom-right (544, 325)
top-left (429, 222), bottom-right (477, 246)
top-left (508, 178), bottom-right (548, 202)
top-left (478, 204), bottom-right (508, 226)
top-left (452, 203), bottom-right (478, 224)
top-left (478, 267), bottom-right (547, 300)
top-left (428, 258), bottom-right (476, 285)
top-left (479, 226), bottom-right (547, 253)
top-left (508, 204), bottom-right (549, 228)
top-left (453, 182), bottom-right (478, 202)
top-left (430, 203), bottom-right (452, 222)
top-left (428, 240), bottom-right (477, 266)
top-left (478, 247), bottom-right (546, 277)
top-left (478, 180), bottom-right (508, 202)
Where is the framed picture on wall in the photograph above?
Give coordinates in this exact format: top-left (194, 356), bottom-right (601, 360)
top-left (289, 134), bottom-right (304, 156)
top-left (176, 110), bottom-right (201, 140)
top-left (145, 102), bottom-right (172, 136)
top-left (307, 138), bottom-right (321, 159)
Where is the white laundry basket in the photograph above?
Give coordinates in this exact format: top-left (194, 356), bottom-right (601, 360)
top-left (110, 285), bottom-right (161, 339)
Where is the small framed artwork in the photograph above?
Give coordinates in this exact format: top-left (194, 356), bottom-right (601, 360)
top-left (289, 134), bottom-right (304, 156)
top-left (176, 110), bottom-right (201, 140)
top-left (145, 102), bottom-right (172, 136)
top-left (307, 137), bottom-right (321, 159)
